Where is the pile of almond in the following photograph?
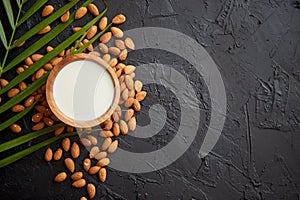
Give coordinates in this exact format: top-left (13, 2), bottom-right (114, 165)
top-left (1, 2), bottom-right (147, 200)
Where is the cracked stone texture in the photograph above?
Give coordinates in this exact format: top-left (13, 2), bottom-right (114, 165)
top-left (0, 0), bottom-right (300, 199)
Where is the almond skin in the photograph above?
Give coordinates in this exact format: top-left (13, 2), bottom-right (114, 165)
top-left (133, 99), bottom-right (141, 111)
top-left (83, 158), bottom-right (91, 171)
top-left (24, 96), bottom-right (35, 107)
top-left (80, 138), bottom-right (92, 147)
top-left (72, 179), bottom-right (86, 188)
top-left (10, 123), bottom-right (22, 133)
top-left (71, 142), bottom-right (80, 158)
top-left (25, 57), bottom-right (33, 66)
top-left (115, 40), bottom-right (126, 50)
top-left (86, 135), bottom-right (98, 145)
top-left (88, 3), bottom-right (99, 16)
top-left (125, 75), bottom-right (134, 90)
top-left (119, 49), bottom-right (128, 61)
top-left (62, 138), bottom-right (71, 152)
top-left (124, 109), bottom-right (134, 121)
top-left (71, 172), bottom-right (83, 181)
top-left (19, 81), bottom-right (27, 91)
top-left (136, 91), bottom-right (147, 101)
top-left (7, 88), bottom-right (20, 98)
top-left (87, 25), bottom-right (97, 39)
top-left (44, 147), bottom-right (53, 162)
top-left (43, 117), bottom-right (54, 126)
top-left (64, 158), bottom-right (75, 172)
top-left (75, 7), bottom-right (87, 19)
top-left (100, 32), bottom-right (112, 43)
top-left (99, 168), bottom-right (107, 182)
top-left (97, 158), bottom-right (110, 167)
top-left (0, 79), bottom-right (8, 87)
top-left (124, 65), bottom-right (136, 74)
top-left (32, 122), bottom-right (45, 131)
top-left (112, 14), bottom-right (126, 24)
top-left (125, 37), bottom-right (135, 50)
top-left (42, 5), bottom-right (54, 17)
top-left (31, 54), bottom-right (43, 62)
top-left (38, 25), bottom-right (51, 34)
top-left (12, 105), bottom-right (25, 112)
top-left (88, 166), bottom-right (101, 175)
top-left (134, 80), bottom-right (143, 92)
top-left (32, 113), bottom-right (43, 123)
top-left (53, 148), bottom-right (63, 161)
top-left (54, 172), bottom-right (67, 182)
top-left (101, 137), bottom-right (112, 150)
top-left (87, 183), bottom-right (96, 199)
top-left (35, 68), bottom-right (45, 79)
top-left (124, 98), bottom-right (134, 108)
top-left (112, 123), bottom-right (120, 136)
top-left (54, 126), bottom-right (65, 136)
top-left (120, 120), bottom-right (128, 135)
top-left (95, 152), bottom-right (107, 160)
top-left (100, 130), bottom-right (114, 138)
top-left (72, 27), bottom-right (81, 33)
top-left (98, 43), bottom-right (108, 53)
top-left (107, 140), bottom-right (118, 153)
top-left (89, 146), bottom-right (100, 159)
top-left (61, 10), bottom-right (70, 23)
top-left (111, 27), bottom-right (123, 38)
top-left (98, 17), bottom-right (108, 30)
top-left (128, 117), bottom-right (137, 131)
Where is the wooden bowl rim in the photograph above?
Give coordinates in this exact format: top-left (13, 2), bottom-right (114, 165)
top-left (46, 53), bottom-right (120, 128)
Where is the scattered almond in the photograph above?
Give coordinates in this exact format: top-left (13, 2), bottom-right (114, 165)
top-left (32, 113), bottom-right (43, 123)
top-left (72, 27), bottom-right (81, 33)
top-left (12, 105), bottom-right (25, 113)
top-left (83, 158), bottom-right (91, 171)
top-left (124, 65), bottom-right (136, 74)
top-left (111, 27), bottom-right (123, 38)
top-left (112, 14), bottom-right (126, 24)
top-left (99, 168), bottom-right (106, 182)
top-left (88, 3), bottom-right (99, 16)
top-left (72, 179), bottom-right (86, 188)
top-left (32, 122), bottom-right (45, 131)
top-left (88, 166), bottom-right (101, 175)
top-left (100, 130), bottom-right (114, 138)
top-left (31, 54), bottom-right (43, 62)
top-left (25, 57), bottom-right (33, 66)
top-left (10, 123), bottom-right (22, 133)
top-left (61, 10), bottom-right (70, 23)
top-left (54, 126), bottom-right (65, 136)
top-left (97, 158), bottom-right (110, 167)
top-left (64, 158), bottom-right (75, 172)
top-left (98, 43), bottom-right (108, 53)
top-left (87, 25), bottom-right (97, 39)
top-left (35, 68), bottom-right (45, 79)
top-left (95, 151), bottom-right (107, 160)
top-left (133, 99), bottom-right (141, 111)
top-left (54, 172), bottom-right (67, 182)
top-left (87, 183), bottom-right (96, 199)
top-left (120, 120), bottom-right (128, 135)
top-left (101, 137), bottom-right (112, 150)
top-left (75, 7), bottom-right (87, 19)
top-left (100, 32), bottom-right (112, 43)
top-left (136, 91), bottom-right (147, 101)
top-left (128, 117), bottom-right (137, 131)
top-left (134, 80), bottom-right (143, 92)
top-left (71, 142), bottom-right (80, 158)
top-left (0, 79), bottom-right (8, 87)
top-left (71, 172), bottom-right (83, 181)
top-left (99, 17), bottom-right (108, 30)
top-left (107, 140), bottom-right (118, 153)
top-left (24, 96), bottom-right (35, 107)
top-left (112, 123), bottom-right (120, 136)
top-left (42, 5), bottom-right (54, 17)
top-left (53, 148), bottom-right (63, 160)
top-left (7, 88), bottom-right (20, 98)
top-left (124, 109), bottom-right (134, 121)
top-left (125, 37), bottom-right (135, 50)
top-left (38, 25), bottom-right (51, 34)
top-left (44, 147), bottom-right (53, 162)
top-left (124, 97), bottom-right (134, 108)
top-left (80, 138), bottom-right (92, 147)
top-left (62, 138), bottom-right (71, 151)
top-left (119, 49), bottom-right (128, 61)
top-left (89, 146), bottom-right (99, 159)
top-left (86, 135), bottom-right (98, 145)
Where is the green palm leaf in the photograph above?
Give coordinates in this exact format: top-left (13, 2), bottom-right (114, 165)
top-left (0, 20), bottom-right (7, 48)
top-left (2, 0), bottom-right (14, 29)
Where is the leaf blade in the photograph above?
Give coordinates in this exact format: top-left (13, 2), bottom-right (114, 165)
top-left (2, 0), bottom-right (15, 29)
top-left (0, 20), bottom-right (7, 48)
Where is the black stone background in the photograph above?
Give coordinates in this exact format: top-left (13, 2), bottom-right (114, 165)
top-left (0, 0), bottom-right (300, 199)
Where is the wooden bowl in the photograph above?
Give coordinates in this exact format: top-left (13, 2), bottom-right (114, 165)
top-left (46, 53), bottom-right (120, 128)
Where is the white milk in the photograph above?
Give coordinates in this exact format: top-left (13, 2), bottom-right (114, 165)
top-left (53, 60), bottom-right (115, 121)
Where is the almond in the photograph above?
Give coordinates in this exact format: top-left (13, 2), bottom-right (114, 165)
top-left (111, 27), bottom-right (123, 38)
top-left (86, 135), bottom-right (98, 145)
top-left (12, 105), bottom-right (25, 112)
top-left (31, 54), bottom-right (43, 62)
top-left (66, 126), bottom-right (74, 133)
top-left (71, 172), bottom-right (83, 181)
top-left (75, 7), bottom-right (87, 19)
top-left (38, 25), bottom-right (51, 34)
top-left (16, 40), bottom-right (25, 47)
top-left (80, 197), bottom-right (88, 200)
top-left (32, 122), bottom-right (45, 131)
top-left (88, 166), bottom-right (101, 175)
top-left (107, 140), bottom-right (118, 153)
top-left (103, 119), bottom-right (113, 130)
top-left (101, 137), bottom-right (112, 150)
top-left (119, 49), bottom-right (128, 61)
top-left (32, 113), bottom-right (43, 123)
top-left (44, 147), bottom-right (53, 162)
top-left (100, 130), bottom-right (114, 138)
top-left (25, 57), bottom-right (33, 66)
top-left (72, 179), bottom-right (86, 188)
top-left (115, 105), bottom-right (122, 116)
top-left (124, 65), bottom-right (136, 74)
top-left (46, 46), bottom-right (53, 52)
top-left (98, 43), bottom-right (108, 53)
top-left (87, 183), bottom-right (96, 199)
top-left (124, 109), bottom-right (134, 121)
top-left (103, 54), bottom-right (111, 63)
top-left (18, 81), bottom-right (27, 91)
top-left (54, 126), bottom-right (65, 136)
top-left (7, 88), bottom-right (20, 98)
top-left (88, 3), bottom-right (99, 16)
top-left (99, 168), bottom-right (107, 182)
top-left (87, 25), bottom-right (97, 39)
top-left (120, 120), bottom-right (128, 135)
top-left (10, 123), bottom-right (22, 133)
top-left (61, 10), bottom-right (70, 23)
top-left (71, 142), bottom-right (80, 158)
top-left (83, 158), bottom-right (91, 172)
top-left (42, 5), bottom-right (54, 17)
top-left (112, 123), bottom-right (120, 136)
top-left (54, 172), bottom-right (67, 182)
top-left (109, 47), bottom-right (121, 56)
top-left (72, 27), bottom-right (81, 33)
top-left (136, 91), bottom-right (147, 101)
top-left (122, 88), bottom-right (129, 100)
top-left (128, 117), bottom-right (136, 131)
top-left (124, 97), bottom-right (134, 108)
top-left (97, 158), bottom-right (110, 167)
top-left (125, 37), bottom-right (135, 50)
top-left (43, 117), bottom-right (53, 126)
top-left (109, 58), bottom-right (118, 67)
top-left (115, 40), bottom-right (126, 50)
top-left (0, 79), bottom-right (8, 87)
top-left (24, 96), bottom-right (35, 107)
top-left (80, 138), bottom-right (92, 147)
top-left (35, 105), bottom-right (46, 112)
top-left (100, 32), bottom-right (112, 43)
top-left (51, 115), bottom-right (60, 122)
top-left (64, 158), bottom-right (75, 172)
top-left (125, 76), bottom-right (133, 91)
top-left (53, 148), bottom-right (63, 160)
top-left (134, 80), bottom-right (143, 92)
top-left (98, 17), bottom-right (108, 30)
top-left (89, 146), bottom-right (99, 159)
top-left (112, 112), bottom-right (119, 122)
top-left (16, 67), bottom-right (24, 74)
top-left (112, 14), bottom-right (126, 24)
top-left (62, 138), bottom-right (71, 152)
top-left (133, 99), bottom-right (141, 111)
top-left (95, 152), bottom-right (107, 160)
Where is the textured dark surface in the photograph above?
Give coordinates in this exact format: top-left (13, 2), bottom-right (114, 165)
top-left (1, 0), bottom-right (300, 199)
